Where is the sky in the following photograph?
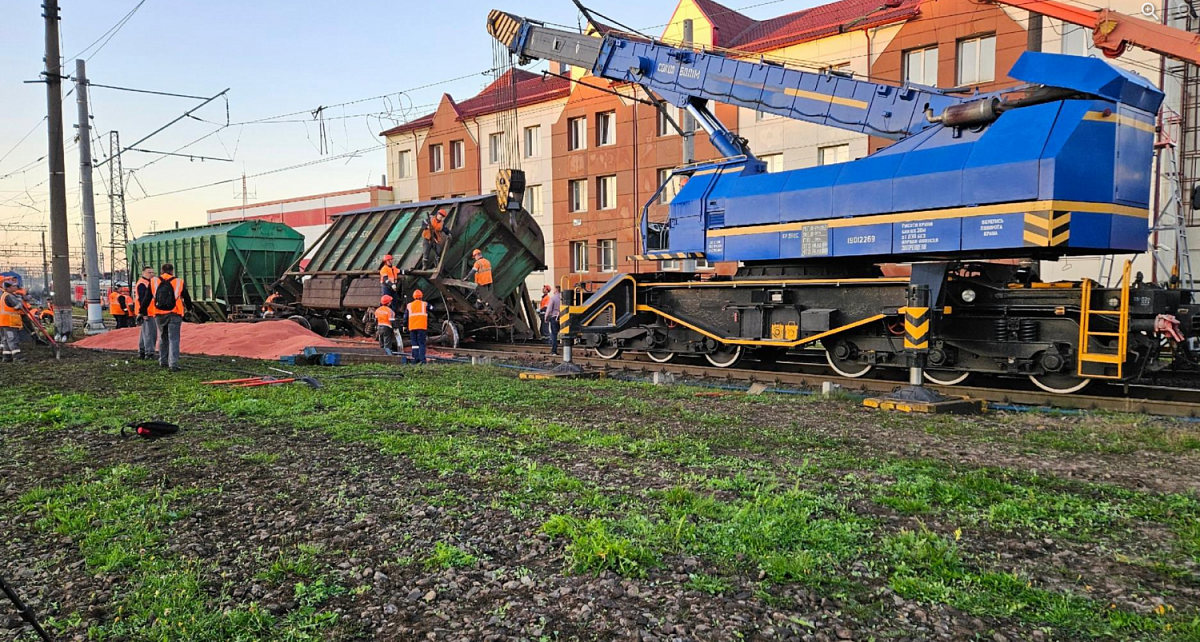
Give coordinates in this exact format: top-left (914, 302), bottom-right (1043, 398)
top-left (0, 0), bottom-right (806, 273)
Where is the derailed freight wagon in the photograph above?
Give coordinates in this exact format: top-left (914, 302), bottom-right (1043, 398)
top-left (269, 195), bottom-right (545, 344)
top-left (129, 220), bottom-right (305, 322)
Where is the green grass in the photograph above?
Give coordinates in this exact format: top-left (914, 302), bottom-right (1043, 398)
top-left (256, 543), bottom-right (325, 584)
top-left (422, 541), bottom-right (479, 570)
top-left (239, 452), bottom-right (280, 465)
top-left (17, 465), bottom-right (340, 641)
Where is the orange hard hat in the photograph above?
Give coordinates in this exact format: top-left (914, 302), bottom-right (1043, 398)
top-left (472, 248), bottom-right (482, 256)
top-left (381, 295), bottom-right (393, 305)
top-left (436, 209), bottom-right (447, 218)
top-left (542, 285), bottom-right (551, 292)
top-left (383, 254), bottom-right (394, 262)
top-left (413, 289), bottom-right (423, 299)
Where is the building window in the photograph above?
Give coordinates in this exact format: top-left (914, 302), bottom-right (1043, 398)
top-left (903, 46), bottom-right (938, 86)
top-left (568, 116), bottom-right (587, 151)
top-left (760, 153), bottom-right (783, 173)
top-left (656, 106), bottom-right (676, 136)
top-left (597, 175), bottom-right (616, 210)
top-left (430, 144), bottom-right (443, 173)
top-left (524, 184), bottom-right (542, 216)
top-left (397, 150), bottom-right (411, 178)
top-left (598, 239), bottom-right (616, 272)
top-left (957, 35), bottom-right (995, 85)
top-left (596, 111), bottom-right (616, 146)
top-left (1061, 24), bottom-right (1095, 57)
top-left (488, 132), bottom-right (505, 164)
top-left (756, 110), bottom-right (780, 121)
top-left (661, 259), bottom-right (680, 271)
top-left (571, 241), bottom-right (589, 272)
top-left (695, 258), bottom-right (712, 270)
top-left (569, 178), bottom-right (588, 212)
top-left (818, 144), bottom-right (850, 166)
top-left (657, 168), bottom-right (682, 204)
top-left (450, 140), bottom-right (464, 169)
top-left (524, 125), bottom-right (540, 158)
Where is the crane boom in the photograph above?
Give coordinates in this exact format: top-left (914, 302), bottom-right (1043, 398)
top-left (990, 0), bottom-right (1200, 63)
top-left (488, 10), bottom-right (966, 149)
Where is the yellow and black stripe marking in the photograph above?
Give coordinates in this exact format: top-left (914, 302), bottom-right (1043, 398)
top-left (486, 10), bottom-right (523, 47)
top-left (1023, 211), bottom-right (1070, 247)
top-left (904, 306), bottom-right (930, 350)
top-left (631, 252), bottom-right (707, 261)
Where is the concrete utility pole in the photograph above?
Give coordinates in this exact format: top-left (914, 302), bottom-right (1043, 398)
top-left (41, 230), bottom-right (48, 295)
top-left (43, 0), bottom-right (73, 339)
top-left (75, 59), bottom-right (105, 334)
top-left (681, 18), bottom-right (696, 165)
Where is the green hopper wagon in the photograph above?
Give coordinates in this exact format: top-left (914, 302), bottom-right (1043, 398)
top-left (271, 194), bottom-right (545, 343)
top-left (128, 220), bottom-right (305, 322)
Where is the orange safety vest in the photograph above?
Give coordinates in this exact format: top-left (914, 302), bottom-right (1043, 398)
top-left (0, 293), bottom-right (23, 329)
top-left (380, 264), bottom-right (400, 284)
top-left (473, 257), bottom-right (493, 286)
top-left (148, 275), bottom-right (185, 316)
top-left (263, 292), bottom-right (281, 313)
top-left (374, 305), bottom-right (395, 328)
top-left (422, 216), bottom-right (445, 243)
top-left (109, 291), bottom-right (128, 316)
top-left (136, 277), bottom-right (152, 312)
top-left (407, 300), bottom-right (428, 331)
top-left (540, 293), bottom-right (550, 310)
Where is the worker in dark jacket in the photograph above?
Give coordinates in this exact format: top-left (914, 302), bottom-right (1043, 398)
top-left (148, 263), bottom-right (193, 372)
top-left (135, 266), bottom-right (157, 359)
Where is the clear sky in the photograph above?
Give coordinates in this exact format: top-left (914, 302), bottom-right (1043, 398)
top-left (0, 0), bottom-right (801, 270)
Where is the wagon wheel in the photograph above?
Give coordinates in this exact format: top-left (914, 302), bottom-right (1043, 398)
top-left (594, 345), bottom-right (622, 360)
top-left (646, 351), bottom-right (675, 363)
top-left (1029, 373), bottom-right (1091, 394)
top-left (704, 345), bottom-right (742, 368)
top-left (923, 370), bottom-right (972, 386)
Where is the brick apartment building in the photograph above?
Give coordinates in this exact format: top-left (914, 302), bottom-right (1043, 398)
top-left (382, 0), bottom-right (1175, 285)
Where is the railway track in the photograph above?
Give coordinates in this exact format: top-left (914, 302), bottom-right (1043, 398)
top-left (440, 342), bottom-right (1200, 419)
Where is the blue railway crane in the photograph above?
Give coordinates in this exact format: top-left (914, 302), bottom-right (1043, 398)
top-left (486, 9), bottom-right (1200, 394)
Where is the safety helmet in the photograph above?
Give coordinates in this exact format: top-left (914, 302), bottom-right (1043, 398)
top-left (413, 289), bottom-right (423, 299)
top-left (542, 284), bottom-right (551, 293)
top-left (435, 209), bottom-right (447, 218)
top-left (472, 249), bottom-right (482, 257)
top-left (381, 295), bottom-right (393, 305)
top-left (383, 254), bottom-right (394, 262)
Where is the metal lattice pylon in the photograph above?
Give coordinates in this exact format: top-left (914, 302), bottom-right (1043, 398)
top-left (107, 130), bottom-right (130, 285)
top-left (1151, 110), bottom-right (1194, 289)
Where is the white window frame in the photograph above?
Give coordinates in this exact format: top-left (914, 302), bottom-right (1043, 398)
top-left (488, 132), bottom-right (504, 165)
top-left (569, 178), bottom-right (588, 213)
top-left (660, 259), bottom-right (680, 271)
top-left (568, 116), bottom-right (587, 151)
top-left (571, 241), bottom-right (589, 273)
top-left (903, 46), bottom-right (938, 86)
top-left (597, 175), bottom-right (616, 210)
top-left (450, 140), bottom-right (464, 169)
top-left (658, 167), bottom-right (681, 204)
top-left (760, 153), bottom-right (783, 173)
top-left (430, 144), bottom-right (443, 173)
top-left (396, 150), bottom-right (411, 179)
top-left (524, 184), bottom-right (542, 216)
top-left (523, 125), bottom-right (540, 158)
top-left (818, 144), bottom-right (850, 166)
top-left (598, 239), bottom-right (616, 272)
top-left (596, 111), bottom-right (616, 146)
top-left (957, 34), bottom-right (996, 86)
top-left (656, 106), bottom-right (676, 137)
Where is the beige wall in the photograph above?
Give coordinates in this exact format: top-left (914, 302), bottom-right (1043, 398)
top-left (385, 129), bottom-right (426, 203)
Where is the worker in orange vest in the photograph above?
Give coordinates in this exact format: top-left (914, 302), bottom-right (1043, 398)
top-left (109, 285), bottom-right (132, 328)
top-left (379, 254), bottom-right (402, 315)
top-left (0, 280), bottom-right (27, 362)
top-left (465, 249), bottom-right (493, 295)
top-left (538, 284), bottom-right (551, 336)
top-left (375, 295), bottom-right (399, 355)
top-left (421, 209), bottom-right (449, 269)
top-left (405, 289), bottom-right (432, 364)
top-left (149, 263), bottom-right (193, 372)
top-left (262, 292), bottom-right (282, 318)
top-left (135, 266), bottom-right (157, 360)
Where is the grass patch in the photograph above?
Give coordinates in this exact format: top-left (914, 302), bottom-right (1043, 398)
top-left (239, 452), bottom-right (280, 465)
top-left (422, 541), bottom-right (479, 570)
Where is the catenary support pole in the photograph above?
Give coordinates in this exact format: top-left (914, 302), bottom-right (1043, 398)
top-left (44, 0), bottom-right (73, 340)
top-left (75, 59), bottom-right (105, 334)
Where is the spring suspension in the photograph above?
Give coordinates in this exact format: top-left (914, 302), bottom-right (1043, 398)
top-left (1018, 319), bottom-right (1039, 342)
top-left (993, 318), bottom-right (1009, 341)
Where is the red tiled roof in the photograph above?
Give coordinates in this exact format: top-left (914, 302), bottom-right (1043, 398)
top-left (379, 69), bottom-right (570, 137)
top-left (690, 0), bottom-right (921, 53)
